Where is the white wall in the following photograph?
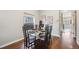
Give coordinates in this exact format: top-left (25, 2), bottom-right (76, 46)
top-left (0, 10), bottom-right (39, 46)
top-left (76, 11), bottom-right (79, 45)
top-left (39, 10), bottom-right (60, 36)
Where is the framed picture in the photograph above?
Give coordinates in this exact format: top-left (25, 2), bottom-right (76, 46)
top-left (46, 16), bottom-right (53, 24)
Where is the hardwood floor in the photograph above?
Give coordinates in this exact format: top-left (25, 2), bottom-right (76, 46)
top-left (48, 36), bottom-right (79, 49)
top-left (1, 36), bottom-right (79, 49)
top-left (48, 36), bottom-right (61, 49)
top-left (1, 39), bottom-right (24, 49)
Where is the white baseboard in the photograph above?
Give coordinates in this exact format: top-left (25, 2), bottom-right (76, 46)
top-left (76, 40), bottom-right (79, 46)
top-left (0, 38), bottom-right (24, 48)
top-left (51, 34), bottom-right (60, 37)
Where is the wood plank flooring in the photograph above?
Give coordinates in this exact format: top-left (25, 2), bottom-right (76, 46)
top-left (48, 36), bottom-right (79, 49)
top-left (1, 36), bottom-right (79, 49)
top-left (1, 39), bottom-right (24, 49)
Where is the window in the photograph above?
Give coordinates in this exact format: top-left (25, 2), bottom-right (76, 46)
top-left (23, 15), bottom-right (35, 25)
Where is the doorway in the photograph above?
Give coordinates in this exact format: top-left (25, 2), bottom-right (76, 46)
top-left (59, 10), bottom-right (76, 48)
